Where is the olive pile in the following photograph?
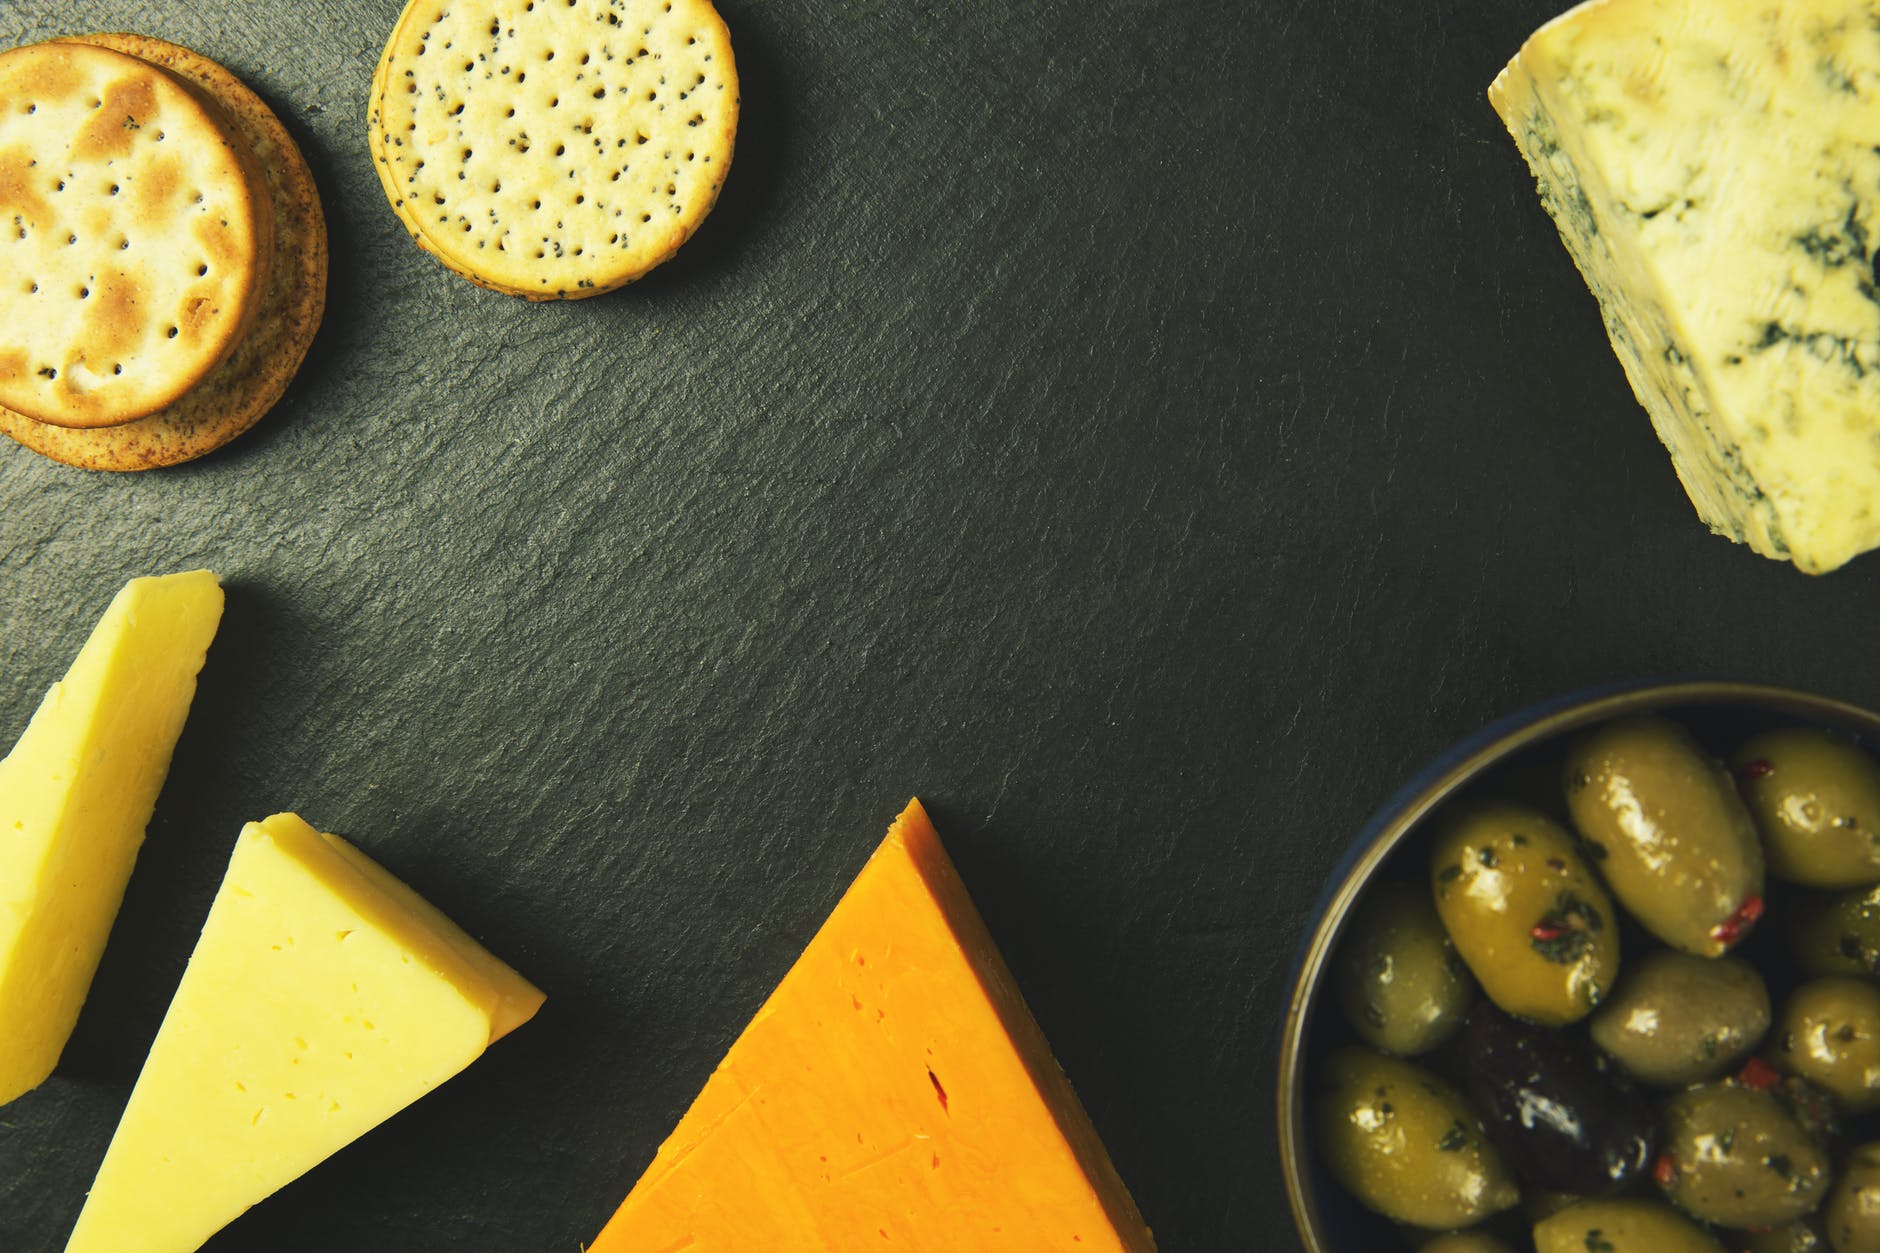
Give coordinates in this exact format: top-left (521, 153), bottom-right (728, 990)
top-left (1313, 715), bottom-right (1880, 1253)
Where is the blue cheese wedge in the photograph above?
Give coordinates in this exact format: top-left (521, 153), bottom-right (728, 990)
top-left (1491, 0), bottom-right (1880, 573)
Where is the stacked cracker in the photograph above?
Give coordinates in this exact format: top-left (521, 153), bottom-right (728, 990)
top-left (368, 0), bottom-right (738, 299)
top-left (0, 35), bottom-right (325, 471)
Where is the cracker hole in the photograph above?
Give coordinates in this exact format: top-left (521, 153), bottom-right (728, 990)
top-left (517, 70), bottom-right (527, 83)
top-left (26, 282), bottom-right (36, 293)
top-left (197, 263), bottom-right (208, 275)
top-left (550, 97), bottom-right (560, 108)
top-left (593, 87), bottom-right (606, 98)
top-left (37, 367), bottom-right (55, 379)
top-left (580, 53), bottom-right (591, 64)
top-left (23, 103), bottom-right (33, 114)
top-left (166, 325), bottom-right (178, 338)
top-left (118, 237), bottom-right (128, 250)
top-left (640, 212), bottom-right (651, 222)
top-left (112, 363), bottom-right (121, 375)
top-left (55, 180), bottom-right (65, 192)
top-left (65, 233), bottom-right (76, 245)
top-left (574, 193), bottom-right (584, 204)
top-left (546, 50), bottom-right (555, 60)
top-left (109, 183), bottom-right (120, 194)
top-left (555, 144), bottom-right (566, 156)
top-left (77, 286), bottom-right (88, 299)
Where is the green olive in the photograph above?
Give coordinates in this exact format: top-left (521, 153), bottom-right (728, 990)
top-left (1774, 978), bottom-right (1880, 1113)
top-left (1734, 728), bottom-right (1880, 889)
top-left (1823, 1143), bottom-right (1880, 1253)
top-left (1588, 950), bottom-right (1770, 1086)
top-left (1790, 884), bottom-right (1880, 978)
top-left (1533, 1199), bottom-right (1726, 1253)
top-left (1419, 1232), bottom-right (1519, 1253)
top-left (1564, 714), bottom-right (1765, 956)
top-left (1334, 882), bottom-right (1476, 1056)
top-left (1313, 1046), bottom-right (1519, 1230)
top-left (1732, 1216), bottom-right (1828, 1253)
top-left (1659, 1083), bottom-right (1830, 1227)
top-left (1430, 801), bottom-right (1618, 1026)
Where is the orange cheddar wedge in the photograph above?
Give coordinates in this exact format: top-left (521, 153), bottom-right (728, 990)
top-left (589, 798), bottom-right (1155, 1251)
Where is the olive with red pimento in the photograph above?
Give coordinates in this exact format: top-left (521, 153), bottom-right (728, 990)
top-left (1588, 950), bottom-right (1770, 1087)
top-left (1430, 801), bottom-right (1618, 1027)
top-left (1655, 1068), bottom-right (1831, 1228)
top-left (1734, 728), bottom-right (1880, 889)
top-left (1562, 715), bottom-right (1765, 956)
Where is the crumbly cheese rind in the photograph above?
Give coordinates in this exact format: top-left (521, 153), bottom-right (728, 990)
top-left (0, 41), bottom-right (270, 427)
top-left (0, 33), bottom-right (327, 471)
top-left (373, 0), bottom-right (738, 299)
top-left (1490, 0), bottom-right (1880, 573)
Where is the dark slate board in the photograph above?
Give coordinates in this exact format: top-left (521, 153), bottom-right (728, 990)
top-left (5, 1), bottom-right (1880, 1249)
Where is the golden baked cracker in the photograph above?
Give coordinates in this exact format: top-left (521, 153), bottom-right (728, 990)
top-left (373, 0), bottom-right (738, 299)
top-left (367, 3), bottom-right (524, 295)
top-left (0, 33), bottom-right (326, 471)
top-left (0, 41), bottom-right (271, 426)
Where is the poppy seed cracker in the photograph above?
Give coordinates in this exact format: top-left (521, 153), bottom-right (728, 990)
top-left (371, 0), bottom-right (738, 299)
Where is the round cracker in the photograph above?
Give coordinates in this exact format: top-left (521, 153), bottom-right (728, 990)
top-left (373, 0), bottom-right (738, 300)
top-left (0, 33), bottom-right (326, 471)
top-left (0, 40), bottom-right (271, 426)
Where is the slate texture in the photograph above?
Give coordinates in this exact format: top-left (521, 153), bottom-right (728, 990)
top-left (4, 1), bottom-right (1880, 1250)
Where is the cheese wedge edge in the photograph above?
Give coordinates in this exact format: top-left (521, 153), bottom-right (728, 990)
top-left (0, 569), bottom-right (223, 1105)
top-left (589, 797), bottom-right (1155, 1251)
top-left (1491, 0), bottom-right (1880, 572)
top-left (65, 812), bottom-right (545, 1253)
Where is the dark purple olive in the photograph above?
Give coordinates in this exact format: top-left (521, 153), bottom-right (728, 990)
top-left (1462, 1001), bottom-right (1656, 1194)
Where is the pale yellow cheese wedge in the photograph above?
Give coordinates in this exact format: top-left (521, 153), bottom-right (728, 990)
top-left (66, 813), bottom-right (545, 1253)
top-left (0, 569), bottom-right (223, 1105)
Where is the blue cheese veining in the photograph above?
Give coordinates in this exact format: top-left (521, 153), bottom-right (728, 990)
top-left (1491, 0), bottom-right (1880, 572)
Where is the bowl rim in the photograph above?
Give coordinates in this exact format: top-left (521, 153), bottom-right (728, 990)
top-left (1276, 678), bottom-right (1880, 1252)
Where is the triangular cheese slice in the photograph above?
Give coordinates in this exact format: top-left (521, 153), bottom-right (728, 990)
top-left (0, 569), bottom-right (223, 1105)
top-left (590, 798), bottom-right (1156, 1251)
top-left (65, 813), bottom-right (545, 1252)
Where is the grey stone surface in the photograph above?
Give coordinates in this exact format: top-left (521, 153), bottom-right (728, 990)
top-left (5, 0), bottom-right (1880, 1249)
